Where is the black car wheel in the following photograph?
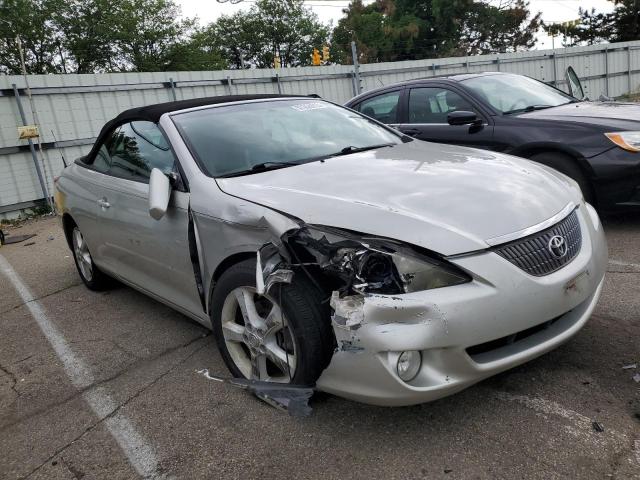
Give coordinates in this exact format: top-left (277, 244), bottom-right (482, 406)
top-left (210, 259), bottom-right (333, 385)
top-left (530, 152), bottom-right (595, 205)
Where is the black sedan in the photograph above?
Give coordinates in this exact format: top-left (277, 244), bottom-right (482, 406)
top-left (345, 72), bottom-right (640, 212)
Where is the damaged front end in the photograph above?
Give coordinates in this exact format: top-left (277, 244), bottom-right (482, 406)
top-left (257, 223), bottom-right (471, 357)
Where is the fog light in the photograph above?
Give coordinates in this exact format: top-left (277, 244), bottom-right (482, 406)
top-left (397, 351), bottom-right (421, 382)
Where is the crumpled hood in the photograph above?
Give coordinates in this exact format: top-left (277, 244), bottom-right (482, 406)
top-left (216, 141), bottom-right (581, 256)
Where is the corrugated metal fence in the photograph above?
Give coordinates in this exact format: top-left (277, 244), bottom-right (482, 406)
top-left (1, 40), bottom-right (640, 217)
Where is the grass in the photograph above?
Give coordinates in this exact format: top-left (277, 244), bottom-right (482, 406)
top-left (0, 205), bottom-right (54, 226)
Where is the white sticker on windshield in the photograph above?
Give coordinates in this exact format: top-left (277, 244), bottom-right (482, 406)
top-left (291, 102), bottom-right (327, 112)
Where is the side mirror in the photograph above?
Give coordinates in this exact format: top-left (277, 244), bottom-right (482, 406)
top-left (447, 111), bottom-right (481, 126)
top-left (565, 66), bottom-right (585, 100)
top-left (148, 168), bottom-right (171, 220)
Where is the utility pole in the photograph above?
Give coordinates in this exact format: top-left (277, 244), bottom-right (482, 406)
top-left (351, 41), bottom-right (362, 95)
top-left (16, 36), bottom-right (54, 212)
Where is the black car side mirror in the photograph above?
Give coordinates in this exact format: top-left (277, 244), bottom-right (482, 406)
top-left (447, 111), bottom-right (482, 126)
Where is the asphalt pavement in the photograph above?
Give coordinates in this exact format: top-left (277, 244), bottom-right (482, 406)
top-left (0, 214), bottom-right (639, 479)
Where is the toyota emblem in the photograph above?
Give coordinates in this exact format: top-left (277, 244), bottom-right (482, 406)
top-left (548, 235), bottom-right (568, 259)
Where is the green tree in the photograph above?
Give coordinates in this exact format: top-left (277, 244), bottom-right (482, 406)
top-left (461, 0), bottom-right (542, 55)
top-left (209, 0), bottom-right (330, 68)
top-left (332, 0), bottom-right (542, 63)
top-left (544, 1), bottom-right (639, 46)
top-left (0, 0), bottom-right (65, 74)
top-left (112, 0), bottom-right (198, 71)
top-left (53, 0), bottom-right (119, 73)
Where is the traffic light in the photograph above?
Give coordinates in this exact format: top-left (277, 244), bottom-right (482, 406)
top-left (322, 45), bottom-right (330, 63)
top-left (274, 53), bottom-right (281, 69)
top-left (312, 48), bottom-right (321, 66)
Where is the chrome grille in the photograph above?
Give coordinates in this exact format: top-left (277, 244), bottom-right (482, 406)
top-left (494, 210), bottom-right (582, 276)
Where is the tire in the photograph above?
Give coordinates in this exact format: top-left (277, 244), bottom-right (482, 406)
top-left (530, 151), bottom-right (595, 205)
top-left (210, 259), bottom-right (333, 385)
top-left (70, 225), bottom-right (111, 291)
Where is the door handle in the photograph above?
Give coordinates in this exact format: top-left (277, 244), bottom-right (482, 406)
top-left (400, 128), bottom-right (421, 136)
top-left (97, 198), bottom-right (111, 209)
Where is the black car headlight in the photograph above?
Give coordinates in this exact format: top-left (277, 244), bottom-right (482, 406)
top-left (283, 225), bottom-right (471, 295)
top-left (605, 131), bottom-right (640, 153)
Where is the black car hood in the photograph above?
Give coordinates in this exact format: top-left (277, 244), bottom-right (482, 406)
top-left (518, 101), bottom-right (640, 130)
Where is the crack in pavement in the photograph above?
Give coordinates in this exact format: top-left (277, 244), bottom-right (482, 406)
top-left (0, 361), bottom-right (20, 397)
top-left (0, 282), bottom-right (83, 317)
top-left (20, 335), bottom-right (211, 480)
top-left (0, 333), bottom-right (212, 433)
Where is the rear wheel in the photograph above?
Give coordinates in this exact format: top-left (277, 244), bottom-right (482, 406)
top-left (210, 259), bottom-right (333, 385)
top-left (530, 151), bottom-right (595, 204)
top-left (71, 226), bottom-right (111, 290)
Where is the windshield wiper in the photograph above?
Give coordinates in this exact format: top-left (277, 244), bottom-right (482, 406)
top-left (503, 105), bottom-right (554, 115)
top-left (218, 161), bottom-right (300, 178)
top-left (330, 143), bottom-right (396, 157)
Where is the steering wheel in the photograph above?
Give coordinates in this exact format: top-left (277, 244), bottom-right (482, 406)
top-left (508, 98), bottom-right (529, 111)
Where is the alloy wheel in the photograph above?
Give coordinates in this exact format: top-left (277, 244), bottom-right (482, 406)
top-left (72, 227), bottom-right (93, 282)
top-left (220, 286), bottom-right (296, 382)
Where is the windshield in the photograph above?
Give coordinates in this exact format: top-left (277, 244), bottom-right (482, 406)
top-left (461, 74), bottom-right (576, 114)
top-left (172, 99), bottom-right (402, 177)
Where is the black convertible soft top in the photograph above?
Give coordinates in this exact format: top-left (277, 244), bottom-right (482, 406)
top-left (111, 94), bottom-right (307, 124)
top-left (85, 94), bottom-right (310, 164)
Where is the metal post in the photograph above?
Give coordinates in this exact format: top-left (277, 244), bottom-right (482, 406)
top-left (169, 77), bottom-right (177, 101)
top-left (351, 41), bottom-right (362, 95)
top-left (275, 73), bottom-right (282, 94)
top-left (628, 46), bottom-right (633, 95)
top-left (225, 76), bottom-right (233, 95)
top-left (496, 56), bottom-right (500, 72)
top-left (350, 73), bottom-right (358, 97)
top-left (12, 84), bottom-right (52, 209)
top-left (432, 63), bottom-right (436, 76)
top-left (605, 47), bottom-right (610, 97)
top-left (552, 52), bottom-right (558, 86)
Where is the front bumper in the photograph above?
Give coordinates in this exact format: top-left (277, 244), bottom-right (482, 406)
top-left (316, 203), bottom-right (608, 406)
top-left (589, 147), bottom-right (640, 211)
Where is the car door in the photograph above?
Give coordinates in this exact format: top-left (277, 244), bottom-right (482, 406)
top-left (351, 89), bottom-right (404, 129)
top-left (97, 121), bottom-right (203, 317)
top-left (397, 86), bottom-right (497, 150)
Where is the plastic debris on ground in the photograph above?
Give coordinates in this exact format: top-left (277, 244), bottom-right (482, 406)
top-left (196, 369), bottom-right (314, 417)
top-left (592, 421), bottom-right (605, 433)
top-left (622, 363), bottom-right (637, 370)
top-left (633, 373), bottom-right (640, 383)
top-left (2, 233), bottom-right (37, 245)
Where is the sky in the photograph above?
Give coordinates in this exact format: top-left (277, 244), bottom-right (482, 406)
top-left (177, 0), bottom-right (616, 50)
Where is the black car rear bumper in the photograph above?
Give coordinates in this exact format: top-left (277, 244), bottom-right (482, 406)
top-left (590, 147), bottom-right (640, 211)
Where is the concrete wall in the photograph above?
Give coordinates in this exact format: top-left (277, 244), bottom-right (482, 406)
top-left (2, 40), bottom-right (640, 217)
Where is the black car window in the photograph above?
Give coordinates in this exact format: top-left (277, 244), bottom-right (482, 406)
top-left (355, 91), bottom-right (401, 123)
top-left (108, 122), bottom-right (176, 183)
top-left (408, 87), bottom-right (474, 124)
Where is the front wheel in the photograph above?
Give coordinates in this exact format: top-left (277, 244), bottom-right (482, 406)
top-left (210, 259), bottom-right (333, 385)
top-left (71, 226), bottom-right (111, 290)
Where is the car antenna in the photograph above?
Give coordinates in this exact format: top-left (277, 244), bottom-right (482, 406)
top-left (50, 129), bottom-right (68, 168)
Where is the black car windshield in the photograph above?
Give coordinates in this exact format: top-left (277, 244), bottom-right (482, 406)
top-left (461, 74), bottom-right (577, 114)
top-left (172, 99), bottom-right (402, 177)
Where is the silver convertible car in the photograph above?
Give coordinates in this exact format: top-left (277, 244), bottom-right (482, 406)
top-left (55, 94), bottom-right (607, 406)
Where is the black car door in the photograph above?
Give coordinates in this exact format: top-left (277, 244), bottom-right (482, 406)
top-left (397, 85), bottom-right (497, 150)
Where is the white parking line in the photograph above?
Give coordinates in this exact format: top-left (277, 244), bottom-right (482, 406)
top-left (0, 254), bottom-right (165, 479)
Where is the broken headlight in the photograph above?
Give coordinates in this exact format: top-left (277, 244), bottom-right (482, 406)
top-left (283, 225), bottom-right (471, 295)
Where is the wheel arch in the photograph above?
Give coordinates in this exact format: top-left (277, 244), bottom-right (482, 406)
top-left (208, 251), bottom-right (256, 304)
top-left (61, 213), bottom-right (77, 251)
top-left (511, 143), bottom-right (594, 177)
